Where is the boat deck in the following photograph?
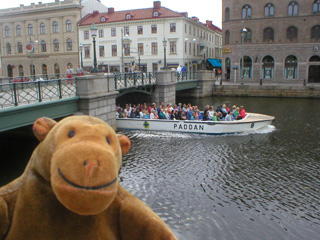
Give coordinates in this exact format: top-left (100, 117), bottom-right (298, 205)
top-left (242, 113), bottom-right (275, 123)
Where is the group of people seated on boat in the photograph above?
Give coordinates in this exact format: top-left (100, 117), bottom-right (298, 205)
top-left (116, 102), bottom-right (247, 121)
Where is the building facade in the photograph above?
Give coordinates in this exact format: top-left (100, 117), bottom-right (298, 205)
top-left (78, 1), bottom-right (222, 73)
top-left (222, 0), bottom-right (320, 83)
top-left (0, 0), bottom-right (82, 78)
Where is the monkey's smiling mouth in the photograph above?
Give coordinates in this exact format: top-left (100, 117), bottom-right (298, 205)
top-left (58, 168), bottom-right (117, 190)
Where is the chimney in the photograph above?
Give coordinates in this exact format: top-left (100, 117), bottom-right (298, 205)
top-left (206, 20), bottom-right (212, 26)
top-left (108, 7), bottom-right (114, 14)
top-left (191, 16), bottom-right (199, 22)
top-left (93, 10), bottom-right (99, 16)
top-left (153, 1), bottom-right (161, 9)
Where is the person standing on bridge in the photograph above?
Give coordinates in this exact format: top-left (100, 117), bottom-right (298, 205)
top-left (66, 65), bottom-right (74, 84)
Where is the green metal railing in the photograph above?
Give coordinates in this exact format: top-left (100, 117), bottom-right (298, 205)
top-left (114, 72), bottom-right (156, 90)
top-left (0, 78), bottom-right (76, 109)
top-left (175, 72), bottom-right (198, 81)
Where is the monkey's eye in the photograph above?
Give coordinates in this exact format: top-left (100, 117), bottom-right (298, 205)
top-left (106, 137), bottom-right (111, 145)
top-left (68, 130), bottom-right (75, 138)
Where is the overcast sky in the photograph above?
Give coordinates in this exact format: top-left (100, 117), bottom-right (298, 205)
top-left (0, 0), bottom-right (222, 28)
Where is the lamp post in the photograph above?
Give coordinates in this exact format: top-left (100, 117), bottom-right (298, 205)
top-left (162, 38), bottom-right (168, 69)
top-left (90, 23), bottom-right (99, 73)
top-left (79, 44), bottom-right (83, 69)
top-left (241, 22), bottom-right (247, 85)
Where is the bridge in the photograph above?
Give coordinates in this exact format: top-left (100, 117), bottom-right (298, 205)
top-left (0, 70), bottom-right (216, 132)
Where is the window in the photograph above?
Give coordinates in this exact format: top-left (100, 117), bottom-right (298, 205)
top-left (242, 29), bottom-right (251, 43)
top-left (5, 26), bottom-right (10, 37)
top-left (170, 23), bottom-right (176, 32)
top-left (66, 20), bottom-right (72, 32)
top-left (189, 42), bottom-right (191, 55)
top-left (99, 46), bottom-right (105, 57)
top-left (16, 25), bottom-right (21, 36)
top-left (19, 65), bottom-right (24, 76)
top-left (112, 45), bottom-right (117, 56)
top-left (313, 0), bottom-right (320, 13)
top-left (124, 26), bottom-right (129, 35)
top-left (225, 8), bottom-right (230, 22)
top-left (151, 25), bottom-right (157, 33)
top-left (311, 25), bottom-right (320, 41)
top-left (53, 39), bottom-right (59, 51)
top-left (40, 23), bottom-right (45, 34)
top-left (262, 56), bottom-right (274, 79)
top-left (288, 2), bottom-right (298, 16)
top-left (287, 26), bottom-right (298, 41)
top-left (225, 30), bottom-right (230, 44)
top-left (6, 43), bottom-right (11, 54)
top-left (189, 25), bottom-right (191, 35)
top-left (185, 24), bottom-right (187, 33)
top-left (125, 14), bottom-right (132, 20)
top-left (111, 28), bottom-right (116, 36)
top-left (28, 24), bottom-right (33, 35)
top-left (99, 29), bottom-right (104, 38)
top-left (264, 27), bottom-right (274, 42)
top-left (41, 40), bottom-right (47, 52)
top-left (52, 21), bottom-right (58, 33)
top-left (54, 63), bottom-right (60, 77)
top-left (170, 41), bottom-right (177, 54)
top-left (265, 3), bottom-right (274, 17)
top-left (151, 42), bottom-right (158, 55)
top-left (138, 43), bottom-right (144, 55)
top-left (101, 16), bottom-right (106, 22)
top-left (285, 55), bottom-right (298, 79)
top-left (124, 44), bottom-right (130, 56)
top-left (137, 26), bottom-right (143, 35)
top-left (185, 41), bottom-right (187, 54)
top-left (67, 38), bottom-right (72, 51)
top-left (242, 5), bottom-right (252, 19)
top-left (153, 11), bottom-right (159, 17)
top-left (17, 42), bottom-right (23, 53)
top-left (240, 56), bottom-right (252, 78)
top-left (42, 64), bottom-right (48, 76)
top-left (84, 30), bottom-right (89, 39)
top-left (84, 46), bottom-right (90, 58)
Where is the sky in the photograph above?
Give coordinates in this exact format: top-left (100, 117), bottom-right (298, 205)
top-left (0, 0), bottom-right (222, 28)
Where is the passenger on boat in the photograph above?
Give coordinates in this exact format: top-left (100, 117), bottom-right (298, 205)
top-left (233, 107), bottom-right (240, 118)
top-left (187, 107), bottom-right (193, 120)
top-left (236, 106), bottom-right (246, 120)
top-left (225, 111), bottom-right (235, 121)
top-left (159, 109), bottom-right (167, 119)
top-left (212, 112), bottom-right (218, 121)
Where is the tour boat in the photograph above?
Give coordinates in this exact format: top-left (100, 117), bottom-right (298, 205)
top-left (116, 113), bottom-right (275, 135)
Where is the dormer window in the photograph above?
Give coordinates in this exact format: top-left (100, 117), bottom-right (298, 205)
top-left (153, 11), bottom-right (159, 17)
top-left (125, 14), bottom-right (132, 20)
top-left (101, 16), bottom-right (107, 22)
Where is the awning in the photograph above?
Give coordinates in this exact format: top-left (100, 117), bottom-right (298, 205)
top-left (208, 58), bottom-right (222, 67)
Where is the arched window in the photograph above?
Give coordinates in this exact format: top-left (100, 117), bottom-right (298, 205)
top-left (225, 30), bottom-right (230, 44)
top-left (7, 65), bottom-right (13, 78)
top-left (28, 24), bottom-right (33, 35)
top-left (52, 21), bottom-right (58, 33)
top-left (53, 39), bottom-right (59, 51)
top-left (66, 20), bottom-right (72, 32)
top-left (40, 23), bottom-right (45, 34)
top-left (153, 11), bottom-right (159, 17)
top-left (311, 25), bottom-right (320, 41)
top-left (242, 28), bottom-right (252, 43)
top-left (288, 2), bottom-right (298, 16)
top-left (54, 63), bottom-right (60, 78)
top-left (264, 27), bottom-right (274, 42)
top-left (125, 14), bottom-right (132, 20)
top-left (310, 55), bottom-right (320, 61)
top-left (101, 16), bottom-right (106, 22)
top-left (262, 55), bottom-right (275, 79)
top-left (16, 25), bottom-right (21, 36)
top-left (6, 43), bottom-right (11, 54)
top-left (287, 26), bottom-right (298, 41)
top-left (30, 64), bottom-right (35, 76)
top-left (5, 26), bottom-right (10, 37)
top-left (225, 58), bottom-right (231, 80)
top-left (240, 56), bottom-right (252, 78)
top-left (225, 8), bottom-right (230, 22)
top-left (285, 55), bottom-right (298, 79)
top-left (313, 0), bottom-right (320, 13)
top-left (67, 38), bottom-right (72, 51)
top-left (42, 64), bottom-right (48, 76)
top-left (265, 3), bottom-right (274, 17)
top-left (242, 5), bottom-right (252, 19)
top-left (18, 65), bottom-right (24, 77)
top-left (41, 40), bottom-right (46, 52)
top-left (17, 42), bottom-right (23, 53)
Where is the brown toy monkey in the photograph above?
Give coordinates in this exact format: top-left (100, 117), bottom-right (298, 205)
top-left (0, 116), bottom-right (177, 240)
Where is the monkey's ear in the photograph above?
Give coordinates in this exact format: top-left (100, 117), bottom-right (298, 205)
top-left (33, 117), bottom-right (57, 141)
top-left (117, 134), bottom-right (131, 155)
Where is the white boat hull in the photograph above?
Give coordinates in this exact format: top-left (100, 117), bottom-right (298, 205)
top-left (116, 113), bottom-right (275, 135)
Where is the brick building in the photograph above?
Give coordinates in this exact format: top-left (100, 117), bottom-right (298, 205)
top-left (222, 0), bottom-right (320, 83)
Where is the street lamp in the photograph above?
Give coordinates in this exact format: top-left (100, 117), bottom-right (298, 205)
top-left (241, 24), bottom-right (247, 85)
top-left (162, 38), bottom-right (168, 69)
top-left (90, 23), bottom-right (99, 73)
top-left (79, 44), bottom-right (84, 69)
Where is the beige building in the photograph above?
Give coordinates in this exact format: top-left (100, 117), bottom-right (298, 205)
top-left (0, 0), bottom-right (82, 78)
top-left (78, 1), bottom-right (222, 73)
top-left (222, 0), bottom-right (320, 83)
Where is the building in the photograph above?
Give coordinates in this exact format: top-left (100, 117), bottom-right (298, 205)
top-left (80, 0), bottom-right (108, 19)
top-left (222, 0), bottom-right (320, 83)
top-left (78, 1), bottom-right (222, 73)
top-left (0, 0), bottom-right (83, 78)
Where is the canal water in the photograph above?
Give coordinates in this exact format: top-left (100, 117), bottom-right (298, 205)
top-left (1, 97), bottom-right (319, 240)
